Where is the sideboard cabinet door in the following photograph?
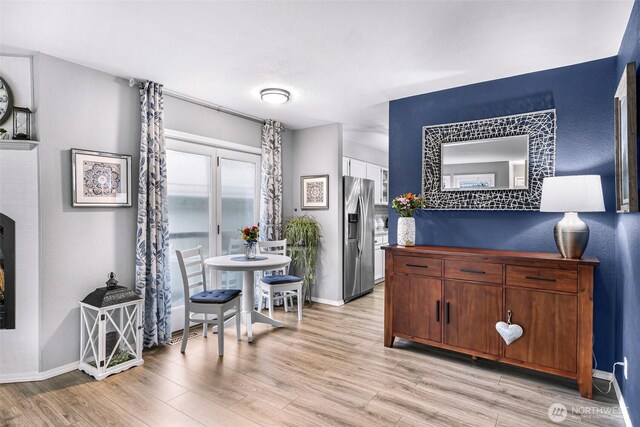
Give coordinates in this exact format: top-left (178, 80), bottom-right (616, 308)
top-left (443, 280), bottom-right (502, 356)
top-left (505, 288), bottom-right (578, 373)
top-left (392, 273), bottom-right (442, 343)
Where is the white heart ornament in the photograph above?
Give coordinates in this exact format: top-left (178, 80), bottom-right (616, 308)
top-left (495, 321), bottom-right (523, 345)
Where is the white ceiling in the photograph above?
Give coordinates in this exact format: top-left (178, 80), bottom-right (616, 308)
top-left (0, 1), bottom-right (634, 151)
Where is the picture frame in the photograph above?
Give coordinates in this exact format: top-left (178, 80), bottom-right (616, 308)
top-left (301, 174), bottom-right (329, 210)
top-left (614, 62), bottom-right (638, 213)
top-left (72, 149), bottom-right (132, 207)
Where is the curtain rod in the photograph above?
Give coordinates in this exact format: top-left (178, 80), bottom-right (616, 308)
top-left (127, 77), bottom-right (266, 125)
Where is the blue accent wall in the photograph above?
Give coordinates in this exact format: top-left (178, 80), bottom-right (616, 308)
top-left (616, 1), bottom-right (640, 425)
top-left (389, 58), bottom-right (618, 370)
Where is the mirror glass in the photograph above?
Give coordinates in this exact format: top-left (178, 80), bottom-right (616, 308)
top-left (441, 135), bottom-right (529, 191)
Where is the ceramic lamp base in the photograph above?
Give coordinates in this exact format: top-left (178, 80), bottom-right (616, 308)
top-left (553, 212), bottom-right (589, 259)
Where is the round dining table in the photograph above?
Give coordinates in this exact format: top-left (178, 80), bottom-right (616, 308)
top-left (204, 253), bottom-right (291, 342)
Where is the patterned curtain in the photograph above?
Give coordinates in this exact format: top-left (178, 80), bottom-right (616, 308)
top-left (135, 81), bottom-right (171, 348)
top-left (259, 120), bottom-right (283, 241)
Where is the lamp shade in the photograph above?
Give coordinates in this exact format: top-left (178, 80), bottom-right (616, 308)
top-left (540, 175), bottom-right (605, 213)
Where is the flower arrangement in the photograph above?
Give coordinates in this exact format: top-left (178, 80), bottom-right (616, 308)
top-left (240, 225), bottom-right (259, 242)
top-left (392, 192), bottom-right (424, 217)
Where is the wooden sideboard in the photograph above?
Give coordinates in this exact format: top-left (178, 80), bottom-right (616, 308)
top-left (383, 244), bottom-right (599, 398)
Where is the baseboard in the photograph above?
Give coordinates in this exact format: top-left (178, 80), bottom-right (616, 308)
top-left (311, 297), bottom-right (344, 306)
top-left (613, 375), bottom-right (633, 427)
top-left (593, 369), bottom-right (613, 381)
top-left (592, 369), bottom-right (633, 427)
top-left (0, 361), bottom-right (79, 384)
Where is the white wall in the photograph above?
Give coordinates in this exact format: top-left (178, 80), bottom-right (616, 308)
top-left (342, 129), bottom-right (388, 167)
top-left (34, 53), bottom-right (141, 371)
top-left (0, 148), bottom-right (40, 379)
top-left (0, 54), bottom-right (33, 138)
top-left (164, 96), bottom-right (262, 149)
top-left (281, 130), bottom-right (294, 220)
top-left (0, 54), bottom-right (40, 380)
top-left (343, 141), bottom-right (388, 167)
top-left (289, 124), bottom-right (343, 303)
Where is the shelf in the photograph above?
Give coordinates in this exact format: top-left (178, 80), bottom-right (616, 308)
top-left (0, 140), bottom-right (39, 151)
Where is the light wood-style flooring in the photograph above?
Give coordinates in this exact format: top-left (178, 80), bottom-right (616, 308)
top-left (0, 284), bottom-right (624, 426)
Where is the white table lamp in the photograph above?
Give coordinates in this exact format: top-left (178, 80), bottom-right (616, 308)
top-left (540, 175), bottom-right (605, 259)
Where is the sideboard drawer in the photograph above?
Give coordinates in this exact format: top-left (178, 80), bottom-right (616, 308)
top-left (506, 265), bottom-right (577, 293)
top-left (444, 260), bottom-right (503, 284)
top-left (395, 255), bottom-right (442, 277)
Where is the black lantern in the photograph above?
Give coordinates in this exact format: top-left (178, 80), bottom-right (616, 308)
top-left (12, 107), bottom-right (31, 140)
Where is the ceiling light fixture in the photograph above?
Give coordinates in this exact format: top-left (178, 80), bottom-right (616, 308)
top-left (260, 88), bottom-right (290, 104)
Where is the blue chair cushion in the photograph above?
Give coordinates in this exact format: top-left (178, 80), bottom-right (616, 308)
top-left (260, 275), bottom-right (302, 285)
top-left (190, 289), bottom-right (241, 304)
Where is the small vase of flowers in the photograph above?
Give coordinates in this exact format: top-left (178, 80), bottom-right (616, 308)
top-left (240, 225), bottom-right (259, 259)
top-left (392, 193), bottom-right (424, 247)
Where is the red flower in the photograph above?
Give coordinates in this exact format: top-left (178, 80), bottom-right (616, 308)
top-left (244, 227), bottom-right (250, 233)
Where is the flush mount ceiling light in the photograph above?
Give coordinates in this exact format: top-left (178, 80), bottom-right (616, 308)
top-left (260, 88), bottom-right (290, 104)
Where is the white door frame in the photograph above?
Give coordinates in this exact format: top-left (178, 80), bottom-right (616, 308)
top-left (166, 131), bottom-right (260, 333)
top-left (215, 148), bottom-right (261, 256)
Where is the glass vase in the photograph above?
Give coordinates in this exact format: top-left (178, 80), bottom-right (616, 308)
top-left (244, 241), bottom-right (257, 259)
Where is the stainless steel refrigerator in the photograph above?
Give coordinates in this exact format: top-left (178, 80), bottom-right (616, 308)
top-left (343, 176), bottom-right (375, 302)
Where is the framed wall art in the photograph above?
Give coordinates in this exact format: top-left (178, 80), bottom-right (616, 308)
top-left (301, 174), bottom-right (329, 210)
top-left (72, 149), bottom-right (132, 207)
top-left (614, 62), bottom-right (638, 213)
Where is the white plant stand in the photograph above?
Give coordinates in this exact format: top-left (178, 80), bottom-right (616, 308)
top-left (79, 299), bottom-right (144, 380)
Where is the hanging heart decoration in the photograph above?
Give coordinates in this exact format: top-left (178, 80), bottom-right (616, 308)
top-left (495, 310), bottom-right (523, 345)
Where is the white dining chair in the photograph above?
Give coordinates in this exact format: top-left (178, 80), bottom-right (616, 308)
top-left (257, 240), bottom-right (303, 320)
top-left (219, 238), bottom-right (245, 290)
top-left (176, 246), bottom-right (242, 356)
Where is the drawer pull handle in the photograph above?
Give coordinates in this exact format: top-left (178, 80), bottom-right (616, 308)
top-left (436, 300), bottom-right (440, 322)
top-left (407, 264), bottom-right (429, 269)
top-left (525, 276), bottom-right (557, 282)
top-left (445, 302), bottom-right (450, 324)
top-left (460, 269), bottom-right (485, 275)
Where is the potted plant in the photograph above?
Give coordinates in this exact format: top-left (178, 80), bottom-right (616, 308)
top-left (282, 215), bottom-right (321, 304)
top-left (0, 128), bottom-right (8, 140)
top-left (392, 192), bottom-right (424, 246)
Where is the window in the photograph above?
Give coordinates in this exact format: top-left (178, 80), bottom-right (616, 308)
top-left (166, 136), bottom-right (260, 332)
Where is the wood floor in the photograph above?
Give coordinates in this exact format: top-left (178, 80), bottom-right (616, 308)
top-left (0, 284), bottom-right (624, 427)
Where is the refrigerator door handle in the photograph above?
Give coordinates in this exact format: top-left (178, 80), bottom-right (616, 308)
top-left (358, 195), bottom-right (365, 258)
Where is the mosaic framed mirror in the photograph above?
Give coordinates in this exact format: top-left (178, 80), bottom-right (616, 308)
top-left (422, 109), bottom-right (556, 210)
top-left (614, 62), bottom-right (638, 213)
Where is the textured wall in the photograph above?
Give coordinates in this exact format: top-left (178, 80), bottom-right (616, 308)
top-left (0, 54), bottom-right (40, 379)
top-left (389, 58), bottom-right (618, 368)
top-left (35, 54), bottom-right (140, 371)
top-left (615, 0), bottom-right (640, 425)
top-left (0, 149), bottom-right (39, 378)
top-left (164, 96), bottom-right (262, 149)
top-left (288, 124), bottom-right (344, 303)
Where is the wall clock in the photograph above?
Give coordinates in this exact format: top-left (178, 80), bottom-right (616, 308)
top-left (0, 76), bottom-right (13, 125)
